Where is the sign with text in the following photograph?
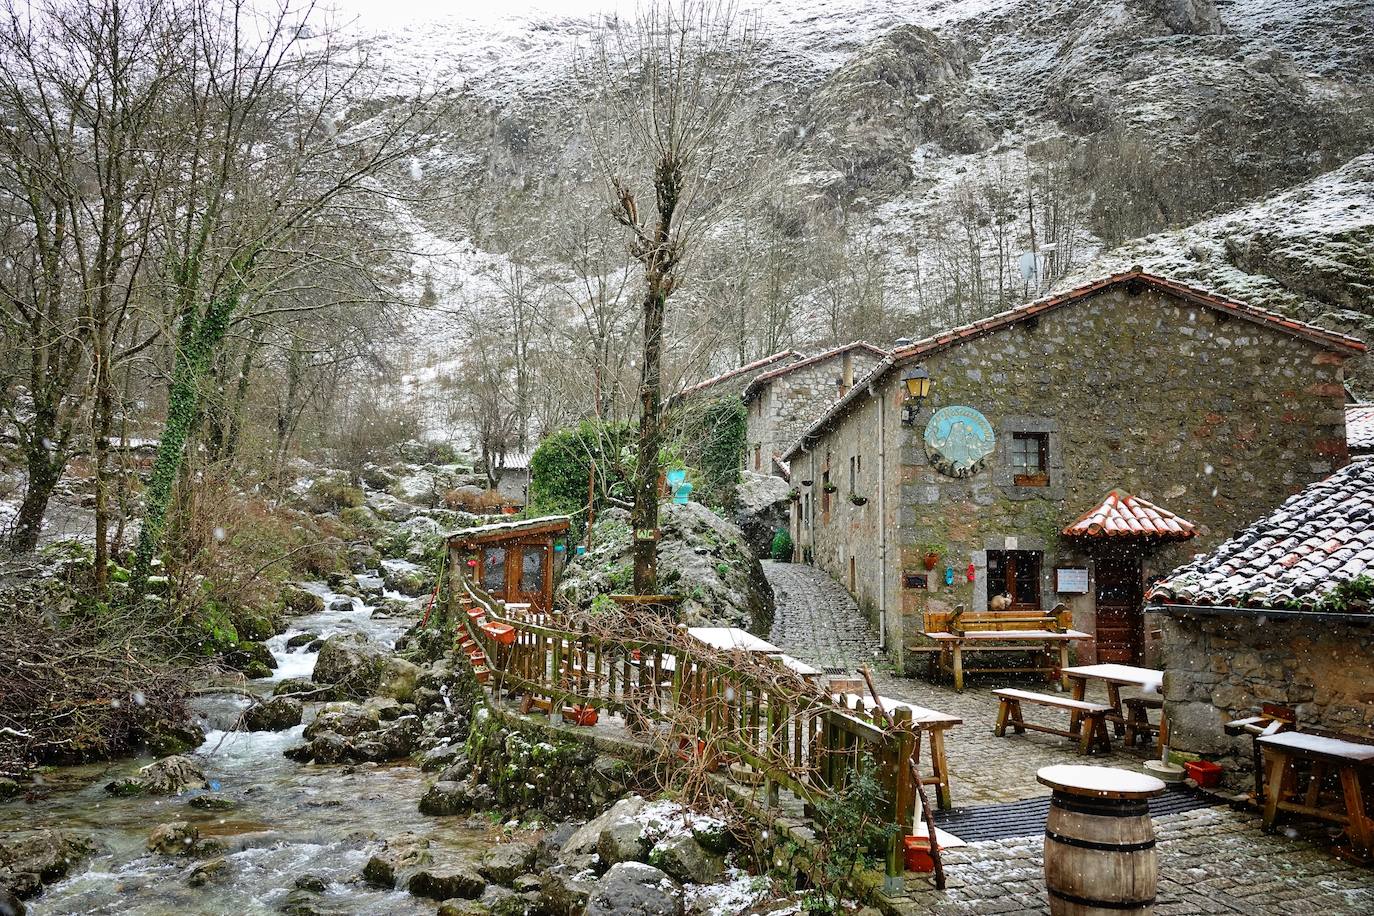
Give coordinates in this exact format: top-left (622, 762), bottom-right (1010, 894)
top-left (1056, 567), bottom-right (1090, 594)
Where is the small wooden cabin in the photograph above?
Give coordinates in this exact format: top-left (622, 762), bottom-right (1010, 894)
top-left (447, 515), bottom-right (571, 612)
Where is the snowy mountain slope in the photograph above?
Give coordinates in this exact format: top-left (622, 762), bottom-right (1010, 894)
top-left (358, 0), bottom-right (1374, 414)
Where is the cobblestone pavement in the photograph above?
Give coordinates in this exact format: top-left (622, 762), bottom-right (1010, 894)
top-left (763, 561), bottom-right (1374, 915)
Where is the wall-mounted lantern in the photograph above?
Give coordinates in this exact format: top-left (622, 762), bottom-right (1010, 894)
top-left (900, 365), bottom-right (931, 426)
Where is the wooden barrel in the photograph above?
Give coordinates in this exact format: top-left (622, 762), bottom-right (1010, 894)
top-left (1037, 764), bottom-right (1166, 915)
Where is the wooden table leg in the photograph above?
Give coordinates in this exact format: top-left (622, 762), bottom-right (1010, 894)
top-left (930, 727), bottom-right (952, 810)
top-left (1058, 643), bottom-right (1070, 692)
top-left (1068, 676), bottom-right (1086, 735)
top-left (1107, 683), bottom-right (1125, 737)
top-left (1338, 764), bottom-right (1372, 860)
top-left (1261, 748), bottom-right (1290, 832)
top-left (952, 644), bottom-right (964, 693)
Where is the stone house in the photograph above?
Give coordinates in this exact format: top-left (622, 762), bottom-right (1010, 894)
top-left (493, 450), bottom-right (532, 508)
top-left (674, 349), bottom-right (806, 404)
top-left (739, 342), bottom-right (886, 477)
top-left (780, 269), bottom-right (1365, 671)
top-left (1346, 403), bottom-right (1374, 458)
top-left (1148, 459), bottom-right (1374, 765)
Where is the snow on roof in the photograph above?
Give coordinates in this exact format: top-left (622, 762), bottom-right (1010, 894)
top-left (1347, 404), bottom-right (1374, 452)
top-left (1063, 491), bottom-right (1197, 540)
top-left (676, 350), bottom-right (807, 400)
top-left (741, 341), bottom-right (888, 402)
top-left (1149, 460), bottom-right (1374, 611)
top-left (781, 270), bottom-right (1367, 461)
top-left (446, 515), bottom-right (571, 541)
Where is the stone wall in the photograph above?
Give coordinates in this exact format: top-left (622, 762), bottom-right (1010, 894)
top-left (747, 349), bottom-right (884, 473)
top-left (1157, 608), bottom-right (1374, 777)
top-left (791, 283), bottom-right (1354, 671)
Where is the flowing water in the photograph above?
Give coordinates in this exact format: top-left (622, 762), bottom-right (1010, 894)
top-left (5, 577), bottom-right (489, 915)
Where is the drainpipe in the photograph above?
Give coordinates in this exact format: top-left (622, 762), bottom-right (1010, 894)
top-left (877, 385), bottom-right (887, 651)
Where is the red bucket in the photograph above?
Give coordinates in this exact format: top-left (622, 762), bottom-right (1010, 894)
top-left (1185, 760), bottom-right (1223, 788)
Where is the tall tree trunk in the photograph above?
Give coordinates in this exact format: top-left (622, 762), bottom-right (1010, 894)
top-left (10, 437), bottom-right (61, 553)
top-left (92, 347), bottom-right (114, 591)
top-left (132, 292), bottom-right (237, 593)
top-left (631, 281), bottom-right (667, 595)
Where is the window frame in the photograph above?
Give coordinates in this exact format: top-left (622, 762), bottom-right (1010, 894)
top-left (1010, 432), bottom-right (1049, 487)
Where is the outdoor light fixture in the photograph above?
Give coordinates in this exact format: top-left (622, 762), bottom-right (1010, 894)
top-left (900, 365), bottom-right (931, 426)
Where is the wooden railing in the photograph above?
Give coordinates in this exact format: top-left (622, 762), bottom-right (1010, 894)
top-left (454, 579), bottom-right (920, 835)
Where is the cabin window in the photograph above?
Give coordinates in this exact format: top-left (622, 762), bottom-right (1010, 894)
top-left (482, 547), bottom-right (506, 592)
top-left (986, 549), bottom-right (1042, 610)
top-left (1011, 432), bottom-right (1049, 487)
top-left (521, 546), bottom-right (545, 593)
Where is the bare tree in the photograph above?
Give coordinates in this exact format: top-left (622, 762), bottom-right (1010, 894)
top-left (584, 0), bottom-right (765, 594)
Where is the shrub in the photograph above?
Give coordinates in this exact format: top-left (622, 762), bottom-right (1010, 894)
top-left (303, 477), bottom-right (364, 513)
top-left (770, 529), bottom-right (793, 562)
top-left (444, 487), bottom-right (506, 513)
top-left (671, 396), bottom-right (746, 508)
top-left (528, 420), bottom-right (634, 537)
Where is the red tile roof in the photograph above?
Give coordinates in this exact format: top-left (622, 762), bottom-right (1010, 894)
top-left (781, 270), bottom-right (1366, 461)
top-left (1347, 404), bottom-right (1374, 451)
top-left (1063, 490), bottom-right (1198, 539)
top-left (741, 341), bottom-right (888, 402)
top-left (1150, 460), bottom-right (1374, 611)
top-left (676, 349), bottom-right (806, 399)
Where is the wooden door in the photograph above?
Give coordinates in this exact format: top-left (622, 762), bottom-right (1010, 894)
top-left (1094, 551), bottom-right (1143, 663)
top-left (505, 539), bottom-right (551, 611)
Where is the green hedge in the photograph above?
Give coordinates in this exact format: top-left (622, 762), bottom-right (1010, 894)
top-left (528, 419), bottom-right (634, 538)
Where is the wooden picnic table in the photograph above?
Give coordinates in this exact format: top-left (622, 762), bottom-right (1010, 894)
top-left (687, 627), bottom-right (782, 653)
top-left (1258, 730), bottom-right (1374, 861)
top-left (832, 691), bottom-right (963, 809)
top-left (922, 629), bottom-right (1091, 692)
top-left (1063, 663), bottom-right (1166, 748)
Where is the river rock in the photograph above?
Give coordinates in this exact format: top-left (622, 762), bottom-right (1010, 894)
top-left (418, 780), bottom-right (472, 816)
top-left (351, 716), bottom-right (420, 761)
top-left (274, 678), bottom-right (320, 697)
top-left (407, 864), bottom-right (485, 901)
top-left (689, 819), bottom-right (732, 855)
top-left (361, 833), bottom-right (433, 888)
top-left (597, 820), bottom-right (648, 867)
top-left (648, 834), bottom-right (723, 885)
top-left (585, 862), bottom-right (682, 916)
top-left (0, 889), bottom-right (23, 915)
top-left (186, 857), bottom-right (228, 886)
top-left (377, 657), bottom-right (421, 703)
top-left (294, 874), bottom-right (328, 893)
top-left (142, 720), bottom-right (207, 757)
top-left (188, 794), bottom-right (236, 811)
top-left (243, 696), bottom-right (303, 731)
top-left (147, 821), bottom-right (199, 856)
top-left (305, 703), bottom-right (380, 739)
top-left (285, 633), bottom-right (318, 651)
top-left (0, 830), bottom-right (93, 900)
top-left (327, 597), bottom-right (355, 612)
top-left (312, 634), bottom-right (389, 698)
top-left (363, 696), bottom-right (404, 721)
top-left (538, 865), bottom-right (596, 916)
top-left (227, 640), bottom-right (277, 673)
top-left (478, 841), bottom-right (537, 886)
top-left (283, 586), bottom-right (326, 616)
top-left (420, 744), bottom-right (466, 772)
top-left (110, 755), bottom-right (208, 796)
top-left (559, 795), bottom-right (646, 862)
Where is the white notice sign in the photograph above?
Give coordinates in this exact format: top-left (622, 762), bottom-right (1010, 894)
top-left (1056, 567), bottom-right (1090, 594)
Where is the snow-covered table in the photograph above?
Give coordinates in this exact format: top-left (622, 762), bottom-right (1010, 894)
top-left (1062, 664), bottom-right (1166, 749)
top-left (1257, 730), bottom-right (1374, 861)
top-left (687, 627), bottom-right (781, 654)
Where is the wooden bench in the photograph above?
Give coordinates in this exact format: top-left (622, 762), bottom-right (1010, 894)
top-left (909, 604), bottom-right (1088, 691)
top-left (1258, 730), bottom-right (1374, 861)
top-left (1123, 697), bottom-right (1164, 747)
top-left (994, 688), bottom-right (1113, 755)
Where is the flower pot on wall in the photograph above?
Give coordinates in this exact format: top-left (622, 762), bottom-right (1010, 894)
top-left (923, 552), bottom-right (940, 570)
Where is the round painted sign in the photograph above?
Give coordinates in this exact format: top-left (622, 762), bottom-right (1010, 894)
top-left (924, 406), bottom-right (995, 478)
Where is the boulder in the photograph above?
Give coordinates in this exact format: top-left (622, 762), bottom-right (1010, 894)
top-left (311, 634), bottom-right (389, 698)
top-left (117, 755), bottom-right (208, 796)
top-left (327, 597), bottom-right (355, 612)
top-left (732, 470), bottom-right (793, 557)
top-left (407, 864), bottom-right (485, 901)
top-left (558, 504), bottom-right (774, 631)
top-left (274, 678), bottom-right (320, 697)
top-left (350, 716), bottom-right (420, 761)
top-left (186, 857), bottom-right (228, 887)
top-left (377, 657), bottom-right (421, 704)
top-left (418, 780), bottom-right (472, 817)
top-left (0, 889), bottom-right (23, 915)
top-left (147, 821), bottom-right (199, 856)
top-left (538, 865), bottom-right (597, 916)
top-left (141, 720), bottom-right (206, 757)
top-left (648, 834), bottom-right (724, 885)
top-left (363, 696), bottom-right (405, 721)
top-left (304, 703), bottom-right (380, 739)
top-left (585, 862), bottom-right (682, 916)
top-left (361, 833), bottom-right (433, 889)
top-left (243, 696), bottom-right (303, 731)
top-left (227, 640), bottom-right (277, 673)
top-left (187, 794), bottom-right (236, 811)
top-left (420, 744), bottom-right (466, 772)
top-left (689, 819), bottom-right (733, 855)
top-left (478, 841), bottom-right (537, 886)
top-left (597, 820), bottom-right (648, 867)
top-left (559, 795), bottom-right (646, 862)
top-left (0, 830), bottom-right (93, 901)
top-left (285, 633), bottom-right (318, 651)
top-left (283, 586), bottom-right (326, 616)
top-left (294, 874), bottom-right (328, 893)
